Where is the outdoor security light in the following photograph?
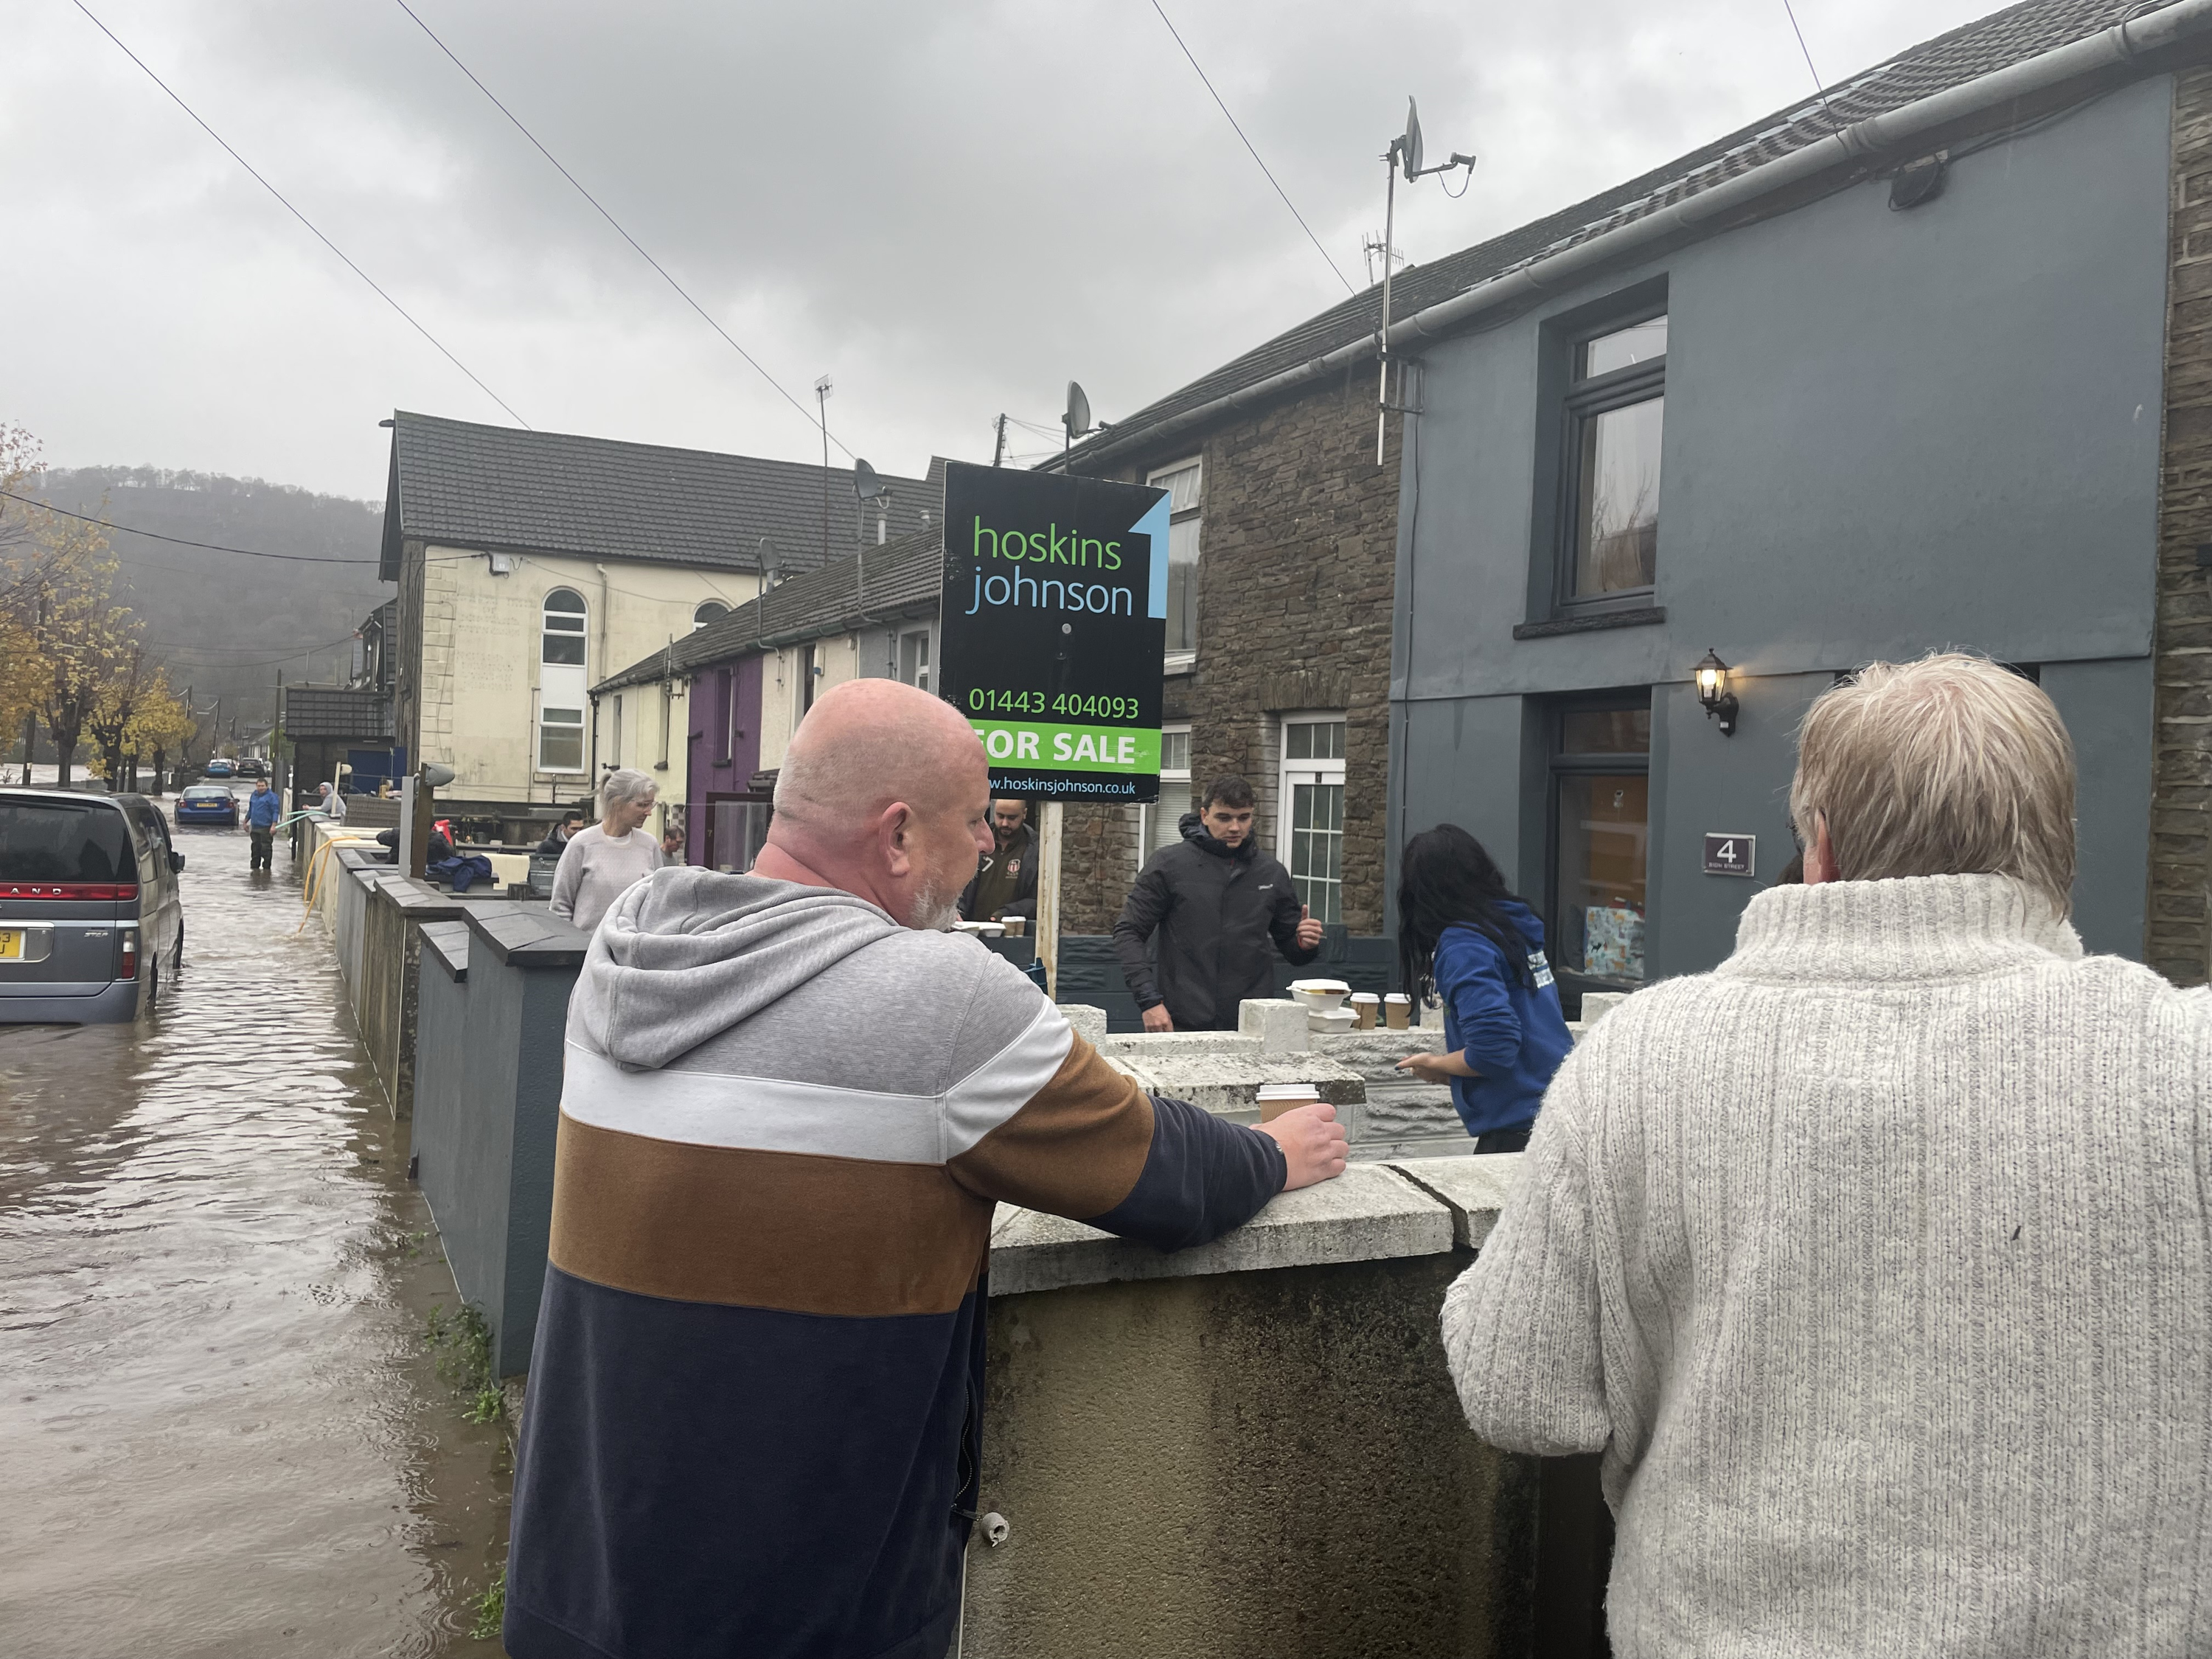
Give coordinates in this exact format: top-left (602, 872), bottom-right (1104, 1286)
top-left (1695, 650), bottom-right (1739, 737)
top-left (421, 762), bottom-right (456, 787)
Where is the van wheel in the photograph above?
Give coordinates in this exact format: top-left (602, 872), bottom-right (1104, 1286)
top-left (173, 921), bottom-right (185, 972)
top-left (144, 961), bottom-right (160, 1016)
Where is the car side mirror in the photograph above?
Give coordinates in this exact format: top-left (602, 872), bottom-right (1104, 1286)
top-left (170, 850), bottom-right (186, 874)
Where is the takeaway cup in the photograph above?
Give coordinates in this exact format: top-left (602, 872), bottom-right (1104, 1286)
top-left (1001, 916), bottom-right (1026, 937)
top-left (1349, 993), bottom-right (1380, 1030)
top-left (1384, 993), bottom-right (1413, 1030)
top-left (1255, 1082), bottom-right (1321, 1123)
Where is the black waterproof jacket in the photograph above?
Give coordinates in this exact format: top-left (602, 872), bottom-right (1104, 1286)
top-left (1112, 813), bottom-right (1319, 1030)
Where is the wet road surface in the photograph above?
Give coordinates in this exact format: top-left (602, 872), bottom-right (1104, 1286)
top-left (0, 815), bottom-right (512, 1658)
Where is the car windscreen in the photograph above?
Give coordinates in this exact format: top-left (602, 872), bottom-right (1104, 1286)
top-left (0, 801), bottom-right (133, 882)
top-left (182, 788), bottom-right (230, 800)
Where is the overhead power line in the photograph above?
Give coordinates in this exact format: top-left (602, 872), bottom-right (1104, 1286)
top-left (391, 0), bottom-right (854, 459)
top-left (1146, 0), bottom-right (1356, 298)
top-left (70, 1), bottom-right (531, 430)
top-left (1778, 0), bottom-right (1834, 115)
top-left (0, 490), bottom-right (380, 564)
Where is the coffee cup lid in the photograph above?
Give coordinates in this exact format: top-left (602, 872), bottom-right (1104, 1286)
top-left (1255, 1083), bottom-right (1322, 1101)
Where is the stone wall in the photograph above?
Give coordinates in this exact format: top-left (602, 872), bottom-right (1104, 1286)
top-left (1189, 379), bottom-right (1402, 932)
top-left (2153, 63), bottom-right (2212, 984)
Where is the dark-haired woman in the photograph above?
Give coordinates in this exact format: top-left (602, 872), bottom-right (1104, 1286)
top-left (1393, 824), bottom-right (1574, 1154)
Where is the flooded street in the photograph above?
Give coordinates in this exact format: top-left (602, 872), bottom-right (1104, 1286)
top-left (0, 813), bottom-right (512, 1658)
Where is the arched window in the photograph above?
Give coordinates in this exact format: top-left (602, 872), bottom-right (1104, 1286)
top-left (542, 588), bottom-right (587, 665)
top-left (693, 600), bottom-right (729, 631)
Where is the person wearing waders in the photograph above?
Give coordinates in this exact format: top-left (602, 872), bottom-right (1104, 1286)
top-left (244, 777), bottom-right (282, 872)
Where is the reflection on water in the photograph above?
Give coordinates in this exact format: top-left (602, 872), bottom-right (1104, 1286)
top-left (0, 829), bottom-right (511, 1658)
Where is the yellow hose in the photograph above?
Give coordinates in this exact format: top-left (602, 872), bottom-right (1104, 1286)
top-left (297, 829), bottom-right (383, 933)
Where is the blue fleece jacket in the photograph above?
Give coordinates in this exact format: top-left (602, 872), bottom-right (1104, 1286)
top-left (245, 789), bottom-right (282, 830)
top-left (1433, 901), bottom-right (1573, 1138)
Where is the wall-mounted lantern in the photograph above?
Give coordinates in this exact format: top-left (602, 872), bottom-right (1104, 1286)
top-left (1695, 649), bottom-right (1739, 737)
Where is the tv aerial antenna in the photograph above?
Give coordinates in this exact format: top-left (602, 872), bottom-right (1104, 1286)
top-left (1375, 97), bottom-right (1475, 464)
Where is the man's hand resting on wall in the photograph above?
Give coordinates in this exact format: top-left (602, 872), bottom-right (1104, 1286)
top-left (1256, 1104), bottom-right (1349, 1190)
top-left (1141, 1004), bottom-right (1174, 1032)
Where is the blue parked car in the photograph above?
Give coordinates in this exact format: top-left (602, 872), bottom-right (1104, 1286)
top-left (202, 759), bottom-right (234, 779)
top-left (173, 785), bottom-right (240, 827)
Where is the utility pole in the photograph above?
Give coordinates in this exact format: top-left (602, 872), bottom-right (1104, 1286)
top-left (992, 414), bottom-right (1008, 467)
top-left (815, 375), bottom-right (833, 568)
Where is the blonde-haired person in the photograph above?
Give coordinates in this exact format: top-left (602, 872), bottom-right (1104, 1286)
top-left (549, 768), bottom-right (662, 933)
top-left (1444, 653), bottom-right (2212, 1655)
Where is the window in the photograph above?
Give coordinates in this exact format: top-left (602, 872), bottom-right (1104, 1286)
top-left (1148, 458), bottom-right (1202, 658)
top-left (1141, 724), bottom-right (1193, 858)
top-left (1548, 698), bottom-right (1651, 995)
top-left (1278, 715), bottom-right (1346, 925)
top-left (898, 629), bottom-right (931, 692)
top-left (539, 587), bottom-right (590, 773)
top-left (1559, 313), bottom-right (1666, 605)
top-left (798, 644), bottom-right (818, 720)
top-left (694, 601), bottom-right (729, 630)
top-left (538, 706), bottom-right (585, 772)
top-left (542, 588), bottom-right (588, 665)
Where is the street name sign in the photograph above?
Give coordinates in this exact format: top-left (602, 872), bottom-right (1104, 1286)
top-left (938, 460), bottom-right (1167, 803)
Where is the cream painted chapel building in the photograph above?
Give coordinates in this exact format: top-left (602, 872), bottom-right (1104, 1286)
top-left (376, 411), bottom-right (933, 837)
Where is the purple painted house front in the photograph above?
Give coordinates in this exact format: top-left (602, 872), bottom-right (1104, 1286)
top-left (688, 657), bottom-right (770, 872)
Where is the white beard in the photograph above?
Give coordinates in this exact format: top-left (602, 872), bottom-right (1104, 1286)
top-left (906, 880), bottom-right (960, 932)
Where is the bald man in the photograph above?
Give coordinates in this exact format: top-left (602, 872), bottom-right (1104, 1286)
top-left (504, 678), bottom-right (1346, 1659)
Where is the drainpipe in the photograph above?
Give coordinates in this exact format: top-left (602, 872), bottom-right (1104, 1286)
top-left (1053, 0), bottom-right (2212, 471)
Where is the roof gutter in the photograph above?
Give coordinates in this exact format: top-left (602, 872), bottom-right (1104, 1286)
top-left (1062, 0), bottom-right (2212, 471)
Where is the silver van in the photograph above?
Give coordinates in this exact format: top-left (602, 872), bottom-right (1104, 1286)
top-left (0, 789), bottom-right (187, 1023)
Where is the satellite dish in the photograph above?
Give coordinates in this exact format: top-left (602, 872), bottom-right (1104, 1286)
top-left (854, 458), bottom-right (883, 501)
top-left (1064, 380), bottom-right (1093, 440)
top-left (1402, 97), bottom-right (1425, 180)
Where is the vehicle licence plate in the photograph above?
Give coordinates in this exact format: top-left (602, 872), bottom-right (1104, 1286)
top-left (0, 931), bottom-right (20, 960)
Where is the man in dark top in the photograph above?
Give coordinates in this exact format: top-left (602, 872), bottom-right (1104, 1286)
top-left (958, 796), bottom-right (1037, 922)
top-left (537, 810), bottom-right (584, 856)
top-left (1113, 774), bottom-right (1325, 1032)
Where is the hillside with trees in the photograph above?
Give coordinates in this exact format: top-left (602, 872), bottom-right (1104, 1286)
top-left (1, 425), bottom-right (389, 777)
top-left (32, 460), bottom-right (389, 739)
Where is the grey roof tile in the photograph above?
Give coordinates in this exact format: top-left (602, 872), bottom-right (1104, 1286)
top-left (595, 526), bottom-right (945, 692)
top-left (380, 411), bottom-right (939, 580)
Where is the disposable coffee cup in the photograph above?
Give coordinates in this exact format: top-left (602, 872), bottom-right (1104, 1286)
top-left (1255, 1082), bottom-right (1321, 1123)
top-left (1001, 916), bottom-right (1026, 937)
top-left (1349, 993), bottom-right (1380, 1030)
top-left (1383, 993), bottom-right (1413, 1030)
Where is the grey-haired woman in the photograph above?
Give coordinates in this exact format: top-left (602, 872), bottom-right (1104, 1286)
top-left (549, 768), bottom-right (663, 933)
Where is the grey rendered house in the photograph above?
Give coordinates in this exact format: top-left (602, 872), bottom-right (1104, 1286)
top-left (1377, 0), bottom-right (2212, 1003)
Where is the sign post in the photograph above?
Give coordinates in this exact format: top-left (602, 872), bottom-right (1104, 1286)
top-left (937, 462), bottom-right (1168, 995)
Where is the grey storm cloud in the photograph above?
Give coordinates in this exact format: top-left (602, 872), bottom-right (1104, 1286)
top-left (8, 0), bottom-right (1993, 496)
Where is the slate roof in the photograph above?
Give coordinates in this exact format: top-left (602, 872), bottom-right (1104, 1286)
top-left (379, 411), bottom-right (942, 580)
top-left (595, 526), bottom-right (944, 692)
top-left (283, 685), bottom-right (394, 741)
top-left (1060, 0), bottom-right (2183, 468)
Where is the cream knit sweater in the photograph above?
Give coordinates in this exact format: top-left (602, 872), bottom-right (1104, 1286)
top-left (1443, 874), bottom-right (2212, 1657)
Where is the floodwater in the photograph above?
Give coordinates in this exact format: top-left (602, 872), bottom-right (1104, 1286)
top-left (0, 809), bottom-right (512, 1658)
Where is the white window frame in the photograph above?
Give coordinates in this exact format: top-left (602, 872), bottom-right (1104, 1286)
top-left (897, 628), bottom-right (931, 693)
top-left (538, 588), bottom-right (590, 775)
top-left (1147, 457), bottom-right (1202, 669)
top-left (1140, 723), bottom-right (1193, 861)
top-left (1277, 713), bottom-right (1346, 925)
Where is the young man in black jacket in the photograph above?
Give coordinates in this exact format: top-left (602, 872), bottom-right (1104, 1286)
top-left (1113, 774), bottom-right (1325, 1031)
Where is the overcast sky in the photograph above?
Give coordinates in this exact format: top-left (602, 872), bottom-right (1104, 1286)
top-left (8, 0), bottom-right (1998, 500)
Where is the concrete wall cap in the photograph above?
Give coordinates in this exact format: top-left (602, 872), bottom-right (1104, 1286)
top-left (1056, 1004), bottom-right (1109, 1048)
top-left (1238, 998), bottom-right (1310, 1054)
top-left (988, 1163), bottom-right (1454, 1296)
top-left (1312, 1029), bottom-right (1447, 1079)
top-left (1385, 1153), bottom-right (1526, 1249)
top-left (1099, 1030), bottom-right (1265, 1060)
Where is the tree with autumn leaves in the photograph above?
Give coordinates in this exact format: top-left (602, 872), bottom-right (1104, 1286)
top-left (1, 422), bottom-right (201, 789)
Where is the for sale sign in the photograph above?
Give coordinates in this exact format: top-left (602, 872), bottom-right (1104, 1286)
top-left (938, 461), bottom-right (1166, 802)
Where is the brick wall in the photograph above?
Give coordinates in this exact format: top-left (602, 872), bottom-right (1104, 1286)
top-left (1050, 375), bottom-right (1402, 937)
top-left (1189, 377), bottom-right (1402, 933)
top-left (2152, 63), bottom-right (2212, 984)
